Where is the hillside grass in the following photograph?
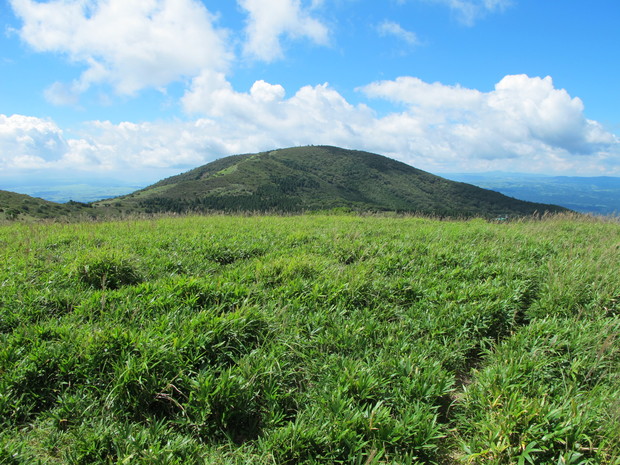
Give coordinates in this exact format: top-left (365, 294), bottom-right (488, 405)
top-left (0, 213), bottom-right (618, 464)
top-left (0, 190), bottom-right (93, 221)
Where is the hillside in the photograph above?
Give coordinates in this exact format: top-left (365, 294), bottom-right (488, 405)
top-left (0, 189), bottom-right (93, 221)
top-left (96, 146), bottom-right (568, 217)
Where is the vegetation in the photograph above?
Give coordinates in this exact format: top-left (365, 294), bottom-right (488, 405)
top-left (0, 190), bottom-right (94, 221)
top-left (93, 146), bottom-right (568, 217)
top-left (0, 212), bottom-right (618, 464)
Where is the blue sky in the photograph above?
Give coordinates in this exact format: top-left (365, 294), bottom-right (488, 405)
top-left (1, 0), bottom-right (620, 189)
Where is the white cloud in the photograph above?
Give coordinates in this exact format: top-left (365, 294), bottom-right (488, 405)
top-left (0, 113), bottom-right (209, 175)
top-left (377, 20), bottom-right (420, 46)
top-left (2, 75), bottom-right (619, 181)
top-left (361, 76), bottom-right (482, 109)
top-left (44, 82), bottom-right (81, 107)
top-left (0, 114), bottom-right (68, 168)
top-left (179, 72), bottom-right (620, 174)
top-left (420, 0), bottom-right (513, 26)
top-left (487, 75), bottom-right (610, 154)
top-left (182, 71), bottom-right (374, 150)
top-left (359, 74), bottom-right (618, 164)
top-left (238, 0), bottom-right (329, 62)
top-left (10, 0), bottom-right (231, 97)
top-left (482, 0), bottom-right (512, 11)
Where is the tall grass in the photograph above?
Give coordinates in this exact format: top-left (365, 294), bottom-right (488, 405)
top-left (0, 213), bottom-right (618, 464)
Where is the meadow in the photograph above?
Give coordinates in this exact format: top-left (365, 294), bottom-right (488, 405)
top-left (0, 213), bottom-right (618, 464)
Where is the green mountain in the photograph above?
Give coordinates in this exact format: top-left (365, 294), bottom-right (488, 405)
top-left (98, 146), bottom-right (568, 217)
top-left (0, 190), bottom-right (93, 221)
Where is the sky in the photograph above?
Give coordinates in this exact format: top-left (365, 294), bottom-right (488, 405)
top-left (1, 0), bottom-right (620, 190)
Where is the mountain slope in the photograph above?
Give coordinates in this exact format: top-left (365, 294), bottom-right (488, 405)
top-left (97, 146), bottom-right (568, 217)
top-left (0, 190), bottom-right (93, 220)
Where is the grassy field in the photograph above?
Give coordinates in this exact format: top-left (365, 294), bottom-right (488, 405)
top-left (0, 213), bottom-right (618, 464)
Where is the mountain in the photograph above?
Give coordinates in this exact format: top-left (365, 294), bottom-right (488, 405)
top-left (443, 172), bottom-right (620, 215)
top-left (0, 190), bottom-right (93, 221)
top-left (95, 146), bottom-right (568, 217)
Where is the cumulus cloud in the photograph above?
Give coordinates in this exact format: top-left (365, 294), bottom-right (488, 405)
top-left (181, 73), bottom-right (620, 174)
top-left (182, 71), bottom-right (374, 150)
top-left (238, 0), bottom-right (329, 62)
top-left (10, 0), bottom-right (230, 97)
top-left (1, 114), bottom-right (196, 174)
top-left (359, 74), bottom-right (618, 165)
top-left (0, 114), bottom-right (68, 168)
top-left (488, 75), bottom-right (616, 154)
top-left (377, 20), bottom-right (420, 46)
top-left (2, 75), bottom-right (618, 179)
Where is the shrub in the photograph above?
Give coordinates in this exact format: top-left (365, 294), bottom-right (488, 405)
top-left (75, 253), bottom-right (142, 290)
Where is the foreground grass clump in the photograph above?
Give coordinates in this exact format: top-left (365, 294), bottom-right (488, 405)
top-left (0, 213), bottom-right (618, 464)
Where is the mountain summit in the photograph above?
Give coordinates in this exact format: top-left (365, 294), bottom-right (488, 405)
top-left (101, 146), bottom-right (567, 217)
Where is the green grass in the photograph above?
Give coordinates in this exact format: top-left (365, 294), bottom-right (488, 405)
top-left (0, 213), bottom-right (618, 464)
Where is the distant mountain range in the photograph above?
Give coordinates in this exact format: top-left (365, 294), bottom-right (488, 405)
top-left (90, 146), bottom-right (565, 218)
top-left (443, 172), bottom-right (620, 215)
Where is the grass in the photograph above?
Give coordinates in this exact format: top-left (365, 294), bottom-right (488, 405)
top-left (0, 213), bottom-right (618, 464)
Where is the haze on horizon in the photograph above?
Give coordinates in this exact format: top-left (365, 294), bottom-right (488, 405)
top-left (1, 0), bottom-right (619, 190)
